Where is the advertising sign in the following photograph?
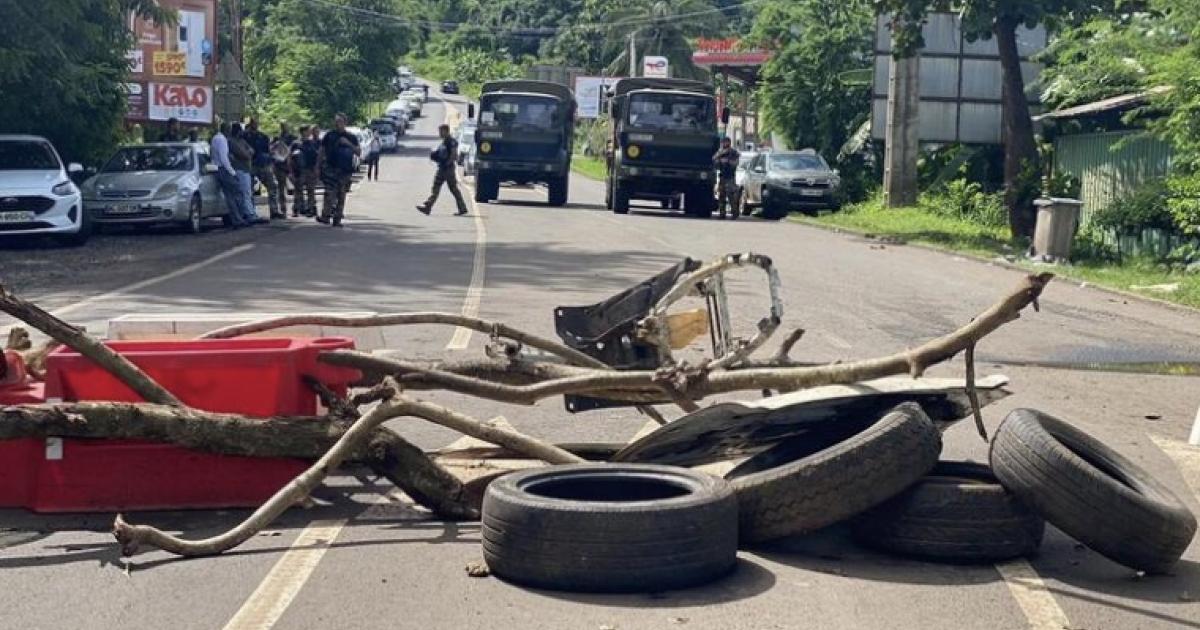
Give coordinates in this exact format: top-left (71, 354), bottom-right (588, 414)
top-left (149, 82), bottom-right (213, 124)
top-left (124, 83), bottom-right (147, 119)
top-left (127, 49), bottom-right (144, 74)
top-left (573, 76), bottom-right (622, 119)
top-left (153, 51), bottom-right (188, 76)
top-left (643, 56), bottom-right (669, 78)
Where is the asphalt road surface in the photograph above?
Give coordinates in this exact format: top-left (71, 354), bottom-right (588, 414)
top-left (2, 95), bottom-right (1199, 630)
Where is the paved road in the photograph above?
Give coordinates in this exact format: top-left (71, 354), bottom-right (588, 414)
top-left (2, 95), bottom-right (1199, 630)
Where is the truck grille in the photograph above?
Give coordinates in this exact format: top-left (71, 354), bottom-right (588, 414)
top-left (485, 142), bottom-right (559, 161)
top-left (629, 145), bottom-right (713, 169)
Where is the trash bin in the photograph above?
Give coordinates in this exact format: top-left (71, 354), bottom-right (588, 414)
top-left (1031, 197), bottom-right (1083, 262)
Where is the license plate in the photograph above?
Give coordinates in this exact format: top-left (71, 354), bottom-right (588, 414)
top-left (0, 211), bottom-right (34, 223)
top-left (106, 204), bottom-right (141, 214)
top-left (799, 189), bottom-right (825, 197)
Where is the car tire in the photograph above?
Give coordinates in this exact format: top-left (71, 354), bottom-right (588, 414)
top-left (727, 402), bottom-right (942, 544)
top-left (612, 182), bottom-right (630, 215)
top-left (548, 175), bottom-right (568, 207)
top-left (851, 462), bottom-right (1045, 563)
top-left (186, 195), bottom-right (203, 234)
top-left (989, 409), bottom-right (1197, 573)
top-left (761, 196), bottom-right (788, 220)
top-left (482, 464), bottom-right (738, 592)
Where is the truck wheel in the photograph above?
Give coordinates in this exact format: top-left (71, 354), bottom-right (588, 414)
top-left (475, 175), bottom-right (498, 203)
top-left (604, 179), bottom-right (613, 210)
top-left (548, 175), bottom-right (568, 207)
top-left (670, 196), bottom-right (681, 210)
top-left (685, 187), bottom-right (713, 219)
top-left (612, 182), bottom-right (630, 215)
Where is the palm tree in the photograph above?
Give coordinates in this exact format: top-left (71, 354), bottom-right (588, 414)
top-left (602, 0), bottom-right (724, 80)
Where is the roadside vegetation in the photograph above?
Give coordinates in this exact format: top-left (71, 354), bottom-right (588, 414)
top-left (571, 156), bottom-right (608, 182)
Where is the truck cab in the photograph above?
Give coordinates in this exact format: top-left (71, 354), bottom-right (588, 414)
top-left (605, 78), bottom-right (724, 218)
top-left (472, 80), bottom-right (576, 207)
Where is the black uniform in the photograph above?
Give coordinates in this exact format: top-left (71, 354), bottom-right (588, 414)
top-left (421, 135), bottom-right (468, 215)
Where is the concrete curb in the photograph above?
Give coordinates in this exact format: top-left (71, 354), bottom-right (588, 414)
top-left (790, 216), bottom-right (1200, 316)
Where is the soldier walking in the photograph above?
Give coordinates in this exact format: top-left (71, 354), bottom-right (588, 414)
top-left (416, 124), bottom-right (468, 216)
top-left (713, 137), bottom-right (741, 220)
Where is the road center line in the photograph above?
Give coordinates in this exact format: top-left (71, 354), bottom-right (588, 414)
top-left (994, 559), bottom-right (1072, 629)
top-left (445, 98), bottom-right (486, 351)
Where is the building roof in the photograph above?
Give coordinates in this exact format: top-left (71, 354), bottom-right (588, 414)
top-left (1034, 87), bottom-right (1171, 122)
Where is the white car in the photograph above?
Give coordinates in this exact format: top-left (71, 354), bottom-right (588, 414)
top-left (735, 151), bottom-right (758, 191)
top-left (0, 135), bottom-right (88, 245)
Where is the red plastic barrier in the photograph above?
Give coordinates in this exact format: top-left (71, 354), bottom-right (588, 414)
top-left (0, 337), bottom-right (360, 513)
top-left (0, 382), bottom-right (46, 508)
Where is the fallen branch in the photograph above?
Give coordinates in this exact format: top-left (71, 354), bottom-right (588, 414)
top-left (319, 274), bottom-right (1053, 404)
top-left (198, 312), bottom-right (610, 369)
top-left (114, 396), bottom-right (408, 556)
top-left (0, 285), bottom-right (181, 406)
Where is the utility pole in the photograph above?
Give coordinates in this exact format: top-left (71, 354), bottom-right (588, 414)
top-left (883, 17), bottom-right (920, 208)
top-left (628, 32), bottom-right (638, 78)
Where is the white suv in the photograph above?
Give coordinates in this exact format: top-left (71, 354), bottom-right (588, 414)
top-left (0, 135), bottom-right (88, 245)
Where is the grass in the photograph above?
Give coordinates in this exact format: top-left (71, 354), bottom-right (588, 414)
top-left (797, 198), bottom-right (1200, 309)
top-left (571, 155), bottom-right (607, 181)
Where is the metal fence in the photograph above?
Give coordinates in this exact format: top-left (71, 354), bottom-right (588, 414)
top-left (1054, 130), bottom-right (1173, 225)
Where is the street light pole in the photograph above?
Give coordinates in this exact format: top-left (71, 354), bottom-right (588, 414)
top-left (628, 32), bottom-right (638, 78)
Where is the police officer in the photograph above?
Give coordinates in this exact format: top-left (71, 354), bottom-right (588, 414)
top-left (318, 114), bottom-right (360, 227)
top-left (416, 124), bottom-right (468, 216)
top-left (713, 137), bottom-right (741, 220)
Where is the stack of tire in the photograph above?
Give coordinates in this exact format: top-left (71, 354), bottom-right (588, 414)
top-left (480, 404), bottom-right (1197, 592)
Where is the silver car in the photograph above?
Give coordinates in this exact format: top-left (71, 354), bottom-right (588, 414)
top-left (742, 149), bottom-right (842, 219)
top-left (81, 143), bottom-right (228, 233)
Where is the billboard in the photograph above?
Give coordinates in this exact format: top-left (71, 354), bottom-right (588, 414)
top-left (574, 76), bottom-right (621, 119)
top-left (643, 56), bottom-right (669, 78)
top-left (149, 83), bottom-right (213, 124)
top-left (153, 51), bottom-right (188, 76)
top-left (871, 13), bottom-right (1047, 145)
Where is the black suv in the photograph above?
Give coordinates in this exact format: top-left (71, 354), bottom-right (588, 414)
top-left (441, 80), bottom-right (460, 95)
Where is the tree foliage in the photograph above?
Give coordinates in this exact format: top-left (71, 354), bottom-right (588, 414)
top-left (0, 0), bottom-right (173, 164)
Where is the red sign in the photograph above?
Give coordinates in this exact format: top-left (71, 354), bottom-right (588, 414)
top-left (693, 38), bottom-right (771, 67)
top-left (149, 83), bottom-right (213, 123)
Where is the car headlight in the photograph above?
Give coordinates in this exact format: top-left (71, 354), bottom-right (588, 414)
top-left (155, 183), bottom-right (179, 199)
top-left (51, 180), bottom-right (77, 196)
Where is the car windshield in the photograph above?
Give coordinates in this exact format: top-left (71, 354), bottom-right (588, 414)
top-left (371, 122), bottom-right (396, 134)
top-left (480, 95), bottom-right (559, 132)
top-left (627, 93), bottom-right (713, 131)
top-left (771, 153), bottom-right (827, 171)
top-left (102, 146), bottom-right (193, 173)
top-left (0, 141), bottom-right (60, 170)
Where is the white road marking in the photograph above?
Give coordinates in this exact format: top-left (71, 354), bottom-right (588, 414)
top-left (1149, 435), bottom-right (1200, 502)
top-left (446, 191), bottom-right (486, 351)
top-left (48, 243), bottom-right (256, 320)
top-left (994, 559), bottom-right (1072, 630)
top-left (823, 332), bottom-right (853, 350)
top-left (221, 518), bottom-right (347, 630)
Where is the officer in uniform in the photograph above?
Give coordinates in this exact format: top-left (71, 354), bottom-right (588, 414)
top-left (713, 136), bottom-right (741, 220)
top-left (416, 124), bottom-right (468, 216)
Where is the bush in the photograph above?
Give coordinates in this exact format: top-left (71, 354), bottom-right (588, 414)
top-left (1166, 173), bottom-right (1200, 237)
top-left (1091, 182), bottom-right (1176, 235)
top-left (921, 179), bottom-right (1007, 228)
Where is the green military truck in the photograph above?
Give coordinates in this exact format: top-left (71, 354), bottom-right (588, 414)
top-left (604, 78), bottom-right (727, 218)
top-left (471, 80), bottom-right (576, 206)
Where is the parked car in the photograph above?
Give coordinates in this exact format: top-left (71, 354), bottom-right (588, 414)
top-left (742, 149), bottom-right (842, 219)
top-left (80, 142), bottom-right (228, 234)
top-left (0, 134), bottom-right (89, 245)
top-left (370, 119), bottom-right (400, 152)
top-left (442, 80), bottom-right (460, 95)
top-left (456, 121), bottom-right (477, 165)
top-left (383, 103), bottom-right (411, 130)
top-left (735, 150), bottom-right (758, 191)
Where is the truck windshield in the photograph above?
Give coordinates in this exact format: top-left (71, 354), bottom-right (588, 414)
top-left (627, 93), bottom-right (712, 131)
top-left (480, 95), bottom-right (560, 132)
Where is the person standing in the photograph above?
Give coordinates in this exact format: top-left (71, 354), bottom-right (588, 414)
top-left (229, 123), bottom-right (260, 225)
top-left (271, 123), bottom-right (297, 216)
top-left (416, 124), bottom-right (468, 216)
top-left (290, 126), bottom-right (321, 217)
top-left (211, 122), bottom-right (249, 228)
top-left (246, 118), bottom-right (283, 219)
top-left (318, 114), bottom-right (360, 227)
top-left (365, 132), bottom-right (381, 181)
top-left (713, 137), bottom-right (741, 220)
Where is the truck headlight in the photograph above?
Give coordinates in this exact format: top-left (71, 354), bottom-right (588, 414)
top-left (626, 145), bottom-right (641, 159)
top-left (479, 142), bottom-right (492, 154)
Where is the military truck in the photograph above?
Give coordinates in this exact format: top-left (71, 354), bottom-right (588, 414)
top-left (604, 78), bottom-right (727, 217)
top-left (471, 80), bottom-right (576, 206)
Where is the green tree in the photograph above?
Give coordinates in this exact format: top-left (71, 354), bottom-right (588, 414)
top-left (1039, 11), bottom-right (1171, 109)
top-left (872, 0), bottom-right (1132, 237)
top-left (601, 0), bottom-right (723, 80)
top-left (750, 0), bottom-right (875, 160)
top-left (1147, 0), bottom-right (1200, 235)
top-left (0, 0), bottom-right (173, 164)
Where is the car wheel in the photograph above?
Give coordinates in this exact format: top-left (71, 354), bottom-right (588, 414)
top-left (482, 464), bottom-right (738, 592)
top-left (186, 195), bottom-right (203, 234)
top-left (990, 409), bottom-right (1197, 573)
top-left (761, 196), bottom-right (788, 220)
